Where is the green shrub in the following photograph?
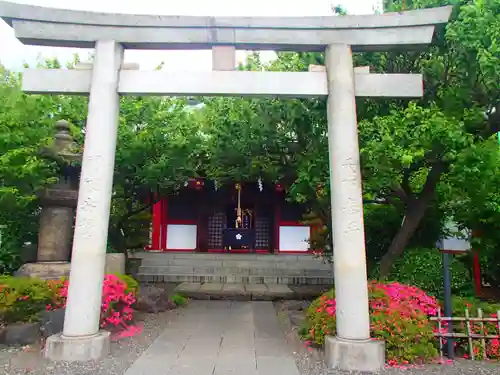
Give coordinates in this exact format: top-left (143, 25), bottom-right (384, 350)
top-left (0, 239), bottom-right (23, 275)
top-left (303, 281), bottom-right (440, 365)
top-left (171, 294), bottom-right (188, 307)
top-left (0, 276), bottom-right (52, 324)
top-left (115, 273), bottom-right (139, 295)
top-left (373, 247), bottom-right (472, 298)
top-left (451, 296), bottom-right (500, 315)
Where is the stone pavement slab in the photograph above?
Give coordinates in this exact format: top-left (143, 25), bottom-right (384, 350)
top-left (257, 356), bottom-right (299, 375)
top-left (264, 284), bottom-right (295, 300)
top-left (245, 284), bottom-right (267, 293)
top-left (175, 282), bottom-right (201, 293)
top-left (124, 300), bottom-right (299, 375)
top-left (199, 282), bottom-right (224, 292)
top-left (220, 283), bottom-right (249, 300)
top-left (222, 283), bottom-right (246, 293)
top-left (174, 282), bottom-right (295, 300)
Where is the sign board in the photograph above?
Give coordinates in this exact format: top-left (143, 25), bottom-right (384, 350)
top-left (436, 221), bottom-right (471, 252)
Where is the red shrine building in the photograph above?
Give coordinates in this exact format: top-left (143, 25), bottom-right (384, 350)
top-left (147, 179), bottom-right (314, 254)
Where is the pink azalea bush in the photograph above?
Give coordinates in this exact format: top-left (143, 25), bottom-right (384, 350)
top-left (47, 274), bottom-right (137, 331)
top-left (303, 281), bottom-right (441, 365)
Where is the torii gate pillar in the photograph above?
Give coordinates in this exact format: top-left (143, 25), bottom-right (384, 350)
top-left (324, 44), bottom-right (383, 370)
top-left (55, 40), bottom-right (124, 359)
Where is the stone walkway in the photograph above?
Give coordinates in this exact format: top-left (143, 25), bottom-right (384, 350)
top-left (124, 300), bottom-right (300, 375)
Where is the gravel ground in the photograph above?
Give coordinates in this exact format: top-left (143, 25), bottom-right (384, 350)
top-left (0, 309), bottom-right (181, 375)
top-left (2, 299), bottom-right (499, 375)
top-left (275, 300), bottom-right (500, 375)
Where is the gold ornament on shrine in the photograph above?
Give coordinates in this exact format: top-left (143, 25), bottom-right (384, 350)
top-left (235, 183), bottom-right (242, 228)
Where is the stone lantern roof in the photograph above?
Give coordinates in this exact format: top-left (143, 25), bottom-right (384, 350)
top-left (38, 120), bottom-right (82, 206)
top-left (42, 119), bottom-right (82, 166)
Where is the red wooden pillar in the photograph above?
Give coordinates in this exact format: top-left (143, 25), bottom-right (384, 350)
top-left (151, 197), bottom-right (162, 250)
top-left (196, 191), bottom-right (208, 252)
top-left (473, 251), bottom-right (482, 296)
top-left (160, 198), bottom-right (168, 250)
top-left (274, 193), bottom-right (281, 254)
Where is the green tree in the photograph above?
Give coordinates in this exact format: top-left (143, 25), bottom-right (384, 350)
top-left (108, 96), bottom-right (205, 252)
top-left (365, 0), bottom-right (500, 276)
top-left (0, 58), bottom-right (205, 257)
top-left (442, 139), bottom-right (500, 287)
top-left (259, 1), bottom-right (500, 277)
top-left (0, 64), bottom-right (82, 247)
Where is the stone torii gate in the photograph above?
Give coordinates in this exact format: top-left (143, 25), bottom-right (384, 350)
top-left (0, 1), bottom-right (451, 371)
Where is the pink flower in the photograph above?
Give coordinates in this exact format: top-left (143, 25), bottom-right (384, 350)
top-left (325, 306), bottom-right (335, 316)
top-left (49, 274), bottom-right (138, 336)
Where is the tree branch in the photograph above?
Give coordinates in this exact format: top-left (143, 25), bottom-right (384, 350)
top-left (123, 202), bottom-right (153, 220)
top-left (401, 168), bottom-right (413, 197)
top-left (389, 187), bottom-right (409, 203)
top-left (419, 161), bottom-right (447, 200)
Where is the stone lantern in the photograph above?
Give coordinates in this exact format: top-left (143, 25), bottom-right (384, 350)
top-left (17, 120), bottom-right (82, 279)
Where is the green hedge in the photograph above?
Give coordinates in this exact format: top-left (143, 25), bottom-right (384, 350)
top-left (0, 276), bottom-right (53, 324)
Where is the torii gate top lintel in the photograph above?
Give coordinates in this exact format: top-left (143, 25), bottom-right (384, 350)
top-left (0, 1), bottom-right (452, 51)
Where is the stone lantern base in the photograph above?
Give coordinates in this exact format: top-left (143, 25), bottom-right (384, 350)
top-left (16, 262), bottom-right (71, 280)
top-left (15, 254), bottom-right (125, 280)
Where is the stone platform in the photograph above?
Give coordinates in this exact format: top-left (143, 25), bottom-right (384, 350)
top-left (174, 282), bottom-right (295, 300)
top-left (15, 262), bottom-right (71, 279)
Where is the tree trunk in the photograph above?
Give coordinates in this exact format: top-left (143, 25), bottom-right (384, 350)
top-left (378, 161), bottom-right (446, 277)
top-left (378, 200), bottom-right (428, 277)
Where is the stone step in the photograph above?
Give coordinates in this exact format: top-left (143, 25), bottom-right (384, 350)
top-left (135, 251), bottom-right (318, 258)
top-left (140, 259), bottom-right (331, 269)
top-left (137, 273), bottom-right (333, 285)
top-left (134, 252), bottom-right (330, 263)
top-left (139, 265), bottom-right (333, 276)
top-left (134, 252), bottom-right (334, 285)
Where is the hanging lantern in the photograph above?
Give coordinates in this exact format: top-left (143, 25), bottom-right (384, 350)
top-left (275, 183), bottom-right (284, 193)
top-left (235, 183), bottom-right (241, 191)
top-left (187, 178), bottom-right (204, 191)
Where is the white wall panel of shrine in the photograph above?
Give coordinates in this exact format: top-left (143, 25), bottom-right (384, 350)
top-left (166, 224), bottom-right (198, 251)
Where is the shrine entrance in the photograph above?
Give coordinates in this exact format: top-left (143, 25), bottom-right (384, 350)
top-left (150, 180), bottom-right (311, 254)
top-left (0, 1), bottom-right (452, 371)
